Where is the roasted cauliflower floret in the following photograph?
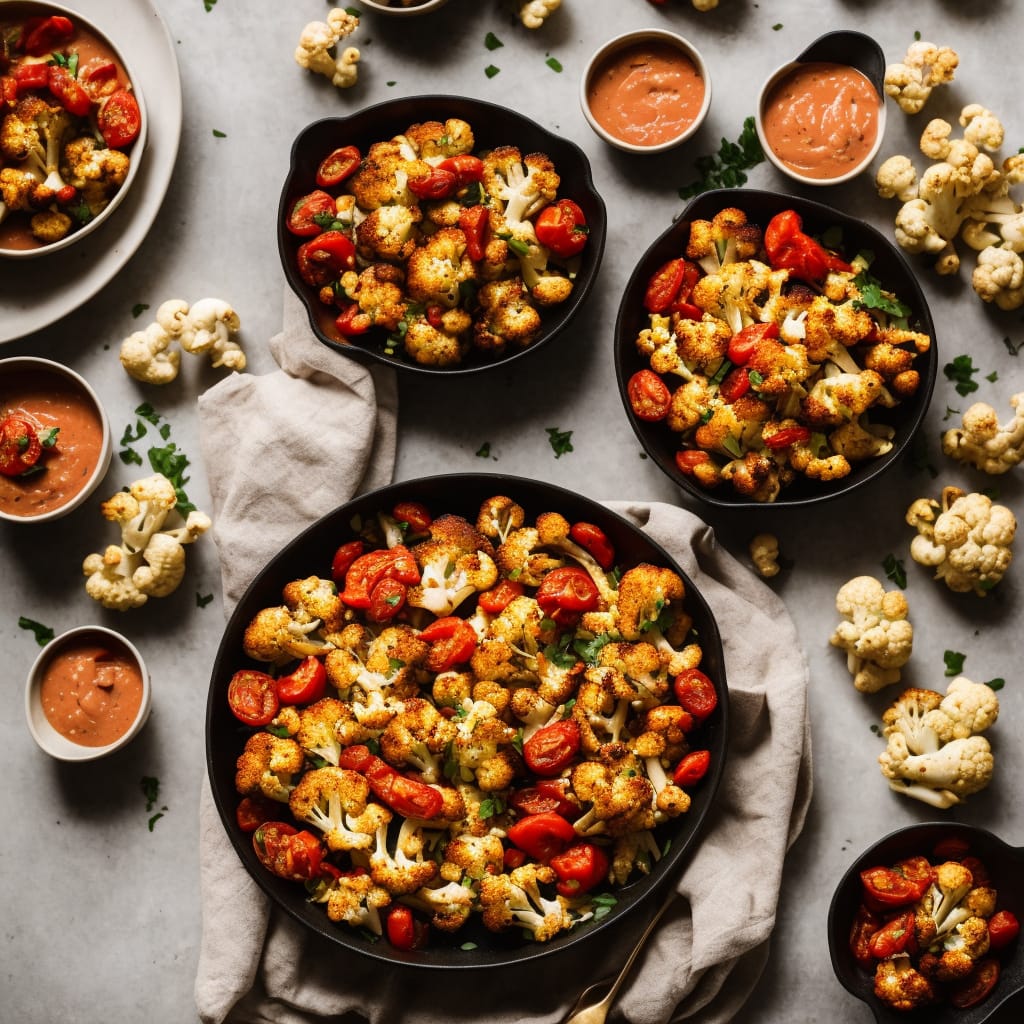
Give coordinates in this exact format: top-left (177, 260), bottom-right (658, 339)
top-left (235, 732), bottom-right (305, 803)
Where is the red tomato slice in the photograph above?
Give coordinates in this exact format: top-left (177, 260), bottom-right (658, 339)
top-left (276, 656), bottom-right (328, 706)
top-left (458, 205), bottom-right (489, 262)
top-left (408, 168), bottom-right (458, 200)
top-left (536, 567), bottom-right (599, 623)
top-left (507, 811), bottom-right (577, 862)
top-left (316, 145), bottom-right (361, 187)
top-left (341, 546), bottom-right (420, 608)
top-left (477, 578), bottom-right (525, 614)
top-left (763, 426), bottom-right (812, 450)
top-left (549, 842), bottom-right (609, 897)
top-left (235, 795), bottom-right (278, 833)
top-left (96, 88), bottom-right (141, 147)
top-left (868, 910), bottom-right (916, 959)
top-left (365, 759), bottom-right (443, 819)
top-left (848, 904), bottom-right (883, 969)
top-left (48, 65), bottom-right (91, 116)
top-left (392, 500), bottom-right (432, 534)
top-left (727, 322), bottom-right (779, 365)
top-left (569, 521), bottom-right (615, 570)
top-left (988, 910), bottom-right (1020, 950)
top-left (20, 15), bottom-right (74, 56)
top-left (672, 750), bottom-right (711, 787)
top-left (227, 669), bottom-right (280, 727)
top-left (675, 449), bottom-right (714, 476)
top-left (627, 368), bottom-right (671, 422)
top-left (523, 719), bottom-right (581, 777)
top-left (419, 616), bottom-right (478, 673)
top-left (296, 231), bottom-right (357, 288)
top-left (0, 415), bottom-right (43, 477)
top-left (253, 822), bottom-right (324, 881)
top-left (859, 866), bottom-right (928, 911)
top-left (334, 302), bottom-right (372, 337)
top-left (673, 669), bottom-right (717, 721)
top-left (718, 366), bottom-right (751, 404)
top-left (643, 258), bottom-right (692, 314)
top-left (330, 539), bottom-right (365, 584)
top-left (367, 576), bottom-right (407, 623)
top-left (12, 62), bottom-right (49, 90)
top-left (949, 958), bottom-right (1000, 1009)
top-left (509, 779), bottom-right (578, 818)
top-left (437, 154), bottom-right (485, 186)
top-left (286, 190), bottom-right (337, 237)
top-left (534, 199), bottom-right (588, 258)
top-left (386, 905), bottom-right (428, 950)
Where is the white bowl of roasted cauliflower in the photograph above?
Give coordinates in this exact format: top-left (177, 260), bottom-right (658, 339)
top-left (277, 96), bottom-right (606, 374)
top-left (0, 1), bottom-right (147, 258)
top-left (206, 474), bottom-right (728, 967)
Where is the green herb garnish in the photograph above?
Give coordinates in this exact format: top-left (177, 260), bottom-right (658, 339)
top-left (882, 554), bottom-right (907, 589)
top-left (212, 129), bottom-right (226, 138)
top-left (545, 56), bottom-right (562, 72)
top-left (484, 31), bottom-right (503, 50)
top-left (678, 116), bottom-right (764, 199)
top-left (131, 303), bottom-right (150, 319)
top-left (944, 355), bottom-right (980, 396)
top-left (476, 441), bottom-right (492, 458)
top-left (18, 616), bottom-right (54, 647)
top-left (987, 678), bottom-right (1005, 691)
top-left (943, 650), bottom-right (966, 677)
top-left (196, 592), bottom-right (214, 608)
top-left (485, 64), bottom-right (500, 79)
top-left (546, 427), bottom-right (574, 458)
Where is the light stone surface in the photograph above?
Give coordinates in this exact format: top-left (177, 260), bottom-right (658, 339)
top-left (2, 0), bottom-right (1023, 1021)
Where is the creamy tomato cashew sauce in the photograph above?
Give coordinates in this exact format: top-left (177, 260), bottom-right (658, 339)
top-left (761, 61), bottom-right (881, 180)
top-left (587, 40), bottom-right (705, 147)
top-left (0, 370), bottom-right (105, 517)
top-left (40, 638), bottom-right (144, 747)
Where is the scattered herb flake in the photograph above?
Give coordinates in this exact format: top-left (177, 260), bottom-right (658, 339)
top-left (212, 129), bottom-right (226, 138)
top-left (196, 591), bottom-right (214, 608)
top-left (943, 406), bottom-right (960, 421)
top-left (460, 941), bottom-right (478, 951)
top-left (141, 776), bottom-right (160, 812)
top-left (852, 272), bottom-right (911, 319)
top-left (136, 402), bottom-right (161, 426)
top-left (119, 448), bottom-right (143, 466)
top-left (203, 0), bottom-right (216, 10)
top-left (987, 677), bottom-right (1005, 691)
top-left (546, 427), bottom-right (574, 458)
top-left (131, 303), bottom-right (150, 319)
top-left (772, 23), bottom-right (783, 30)
top-left (943, 354), bottom-right (980, 396)
top-left (148, 811), bottom-right (165, 832)
top-left (1002, 336), bottom-right (1021, 356)
top-left (546, 56), bottom-right (563, 72)
top-left (484, 31), bottom-right (503, 50)
top-left (882, 554), bottom-right (907, 589)
top-left (870, 723), bottom-right (882, 736)
top-left (476, 441), bottom-right (492, 458)
top-left (387, 80), bottom-right (396, 87)
top-left (148, 442), bottom-right (196, 514)
top-left (986, 371), bottom-right (998, 382)
top-left (485, 64), bottom-right (500, 78)
top-left (678, 116), bottom-right (765, 199)
top-left (914, 30), bottom-right (921, 40)
top-left (943, 650), bottom-right (966, 677)
top-left (18, 616), bottom-right (54, 646)
top-left (345, 6), bottom-right (361, 15)
top-left (120, 421), bottom-right (146, 445)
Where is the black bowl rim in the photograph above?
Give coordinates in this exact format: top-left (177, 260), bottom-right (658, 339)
top-left (205, 472), bottom-right (729, 970)
top-left (276, 95), bottom-right (608, 378)
top-left (794, 30), bottom-right (887, 97)
top-left (613, 186), bottom-right (938, 511)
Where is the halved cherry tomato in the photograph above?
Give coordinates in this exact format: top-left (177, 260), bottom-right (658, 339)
top-left (672, 749), bottom-right (710, 787)
top-left (534, 199), bottom-right (589, 258)
top-left (12, 62), bottom-right (49, 90)
top-left (458, 204), bottom-right (489, 262)
top-left (549, 842), bottom-right (610, 897)
top-left (253, 822), bottom-right (324, 881)
top-left (386, 905), bottom-right (428, 950)
top-left (392, 500), bottom-right (432, 534)
top-left (20, 15), bottom-right (74, 56)
top-left (849, 904), bottom-right (883, 969)
top-left (477, 578), bottom-right (525, 614)
top-left (892, 856), bottom-right (935, 888)
top-left (569, 521), bottom-right (615, 571)
top-left (523, 719), bottom-right (581, 777)
top-left (627, 368), bottom-right (672, 422)
top-left (675, 449), bottom-right (714, 476)
top-left (949, 958), bottom-right (1000, 1009)
top-left (341, 545), bottom-right (420, 608)
top-left (335, 302), bottom-right (372, 336)
top-left (367, 575), bottom-right (407, 622)
top-left (643, 258), bottom-right (700, 314)
top-left (673, 669), bottom-right (717, 721)
top-left (316, 144), bottom-right (361, 187)
top-left (296, 231), bottom-right (356, 287)
top-left (340, 745), bottom-right (444, 819)
top-left (868, 910), bottom-right (917, 959)
top-left (408, 167), bottom-right (458, 200)
top-left (96, 88), bottom-right (141, 147)
top-left (276, 656), bottom-right (328, 705)
top-left (960, 855), bottom-right (990, 887)
top-left (235, 795), bottom-right (278, 833)
top-left (671, 300), bottom-right (703, 321)
top-left (1, 76), bottom-right (17, 107)
top-left (503, 846), bottom-right (527, 870)
top-left (718, 366), bottom-right (751, 403)
top-left (727, 322), bottom-right (779, 365)
top-left (0, 415), bottom-right (43, 477)
top-left (763, 426), bottom-right (812, 450)
top-left (286, 190), bottom-right (337, 237)
top-left (510, 778), bottom-right (579, 818)
top-left (987, 910), bottom-right (1020, 950)
top-left (438, 154), bottom-right (485, 187)
top-left (859, 866), bottom-right (929, 911)
top-left (330, 539), bottom-right (365, 584)
top-left (48, 65), bottom-right (91, 116)
top-left (764, 210), bottom-right (851, 283)
top-left (536, 567), bottom-right (599, 626)
top-left (419, 616), bottom-right (477, 673)
top-left (78, 57), bottom-right (119, 100)
top-left (227, 669), bottom-right (280, 727)
top-left (507, 811), bottom-right (577, 861)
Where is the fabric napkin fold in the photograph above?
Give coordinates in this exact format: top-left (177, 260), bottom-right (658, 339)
top-left (194, 292), bottom-right (812, 1024)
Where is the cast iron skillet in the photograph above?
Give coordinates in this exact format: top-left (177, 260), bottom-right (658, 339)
top-left (206, 474), bottom-right (728, 968)
top-left (828, 822), bottom-right (1024, 1022)
top-left (613, 188), bottom-right (937, 510)
top-left (277, 96), bottom-right (607, 376)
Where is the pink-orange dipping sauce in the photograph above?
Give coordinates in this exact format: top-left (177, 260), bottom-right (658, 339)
top-left (587, 40), bottom-right (705, 147)
top-left (761, 61), bottom-right (881, 180)
top-left (40, 639), bottom-right (144, 747)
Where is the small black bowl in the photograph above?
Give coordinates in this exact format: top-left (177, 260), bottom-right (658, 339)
top-left (277, 96), bottom-right (606, 376)
top-left (205, 473), bottom-right (728, 969)
top-left (613, 188), bottom-right (937, 509)
top-left (828, 822), bottom-right (1024, 1023)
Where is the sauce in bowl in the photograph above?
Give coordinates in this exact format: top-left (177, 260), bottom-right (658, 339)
top-left (760, 61), bottom-right (881, 181)
top-left (0, 368), bottom-right (108, 519)
top-left (585, 38), bottom-right (707, 149)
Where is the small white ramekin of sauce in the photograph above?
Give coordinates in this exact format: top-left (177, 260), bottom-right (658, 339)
top-left (757, 58), bottom-right (885, 185)
top-left (581, 30), bottom-right (711, 154)
top-left (26, 626), bottom-right (151, 761)
top-left (0, 356), bottom-right (112, 524)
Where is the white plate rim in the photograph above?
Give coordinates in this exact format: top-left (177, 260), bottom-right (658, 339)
top-left (0, 0), bottom-right (183, 343)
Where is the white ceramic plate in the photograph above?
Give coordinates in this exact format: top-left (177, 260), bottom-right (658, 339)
top-left (0, 0), bottom-right (182, 343)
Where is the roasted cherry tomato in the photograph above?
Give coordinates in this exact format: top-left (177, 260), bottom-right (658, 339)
top-left (458, 204), bottom-right (489, 262)
top-left (932, 836), bottom-right (971, 861)
top-left (96, 88), bottom-right (141, 147)
top-left (672, 749), bottom-right (711, 787)
top-left (392, 500), bottom-right (432, 534)
top-left (296, 230), bottom-right (357, 288)
top-left (671, 300), bottom-right (703, 321)
top-left (727, 322), bottom-right (779, 365)
top-left (334, 302), bottom-right (372, 336)
top-left (235, 795), bottom-right (278, 833)
top-left (1, 76), bottom-right (18, 107)
top-left (341, 545), bottom-right (420, 608)
top-left (20, 14), bottom-right (74, 56)
top-left (12, 62), bottom-right (49, 90)
top-left (276, 656), bottom-right (328, 705)
top-left (673, 668), bottom-right (718, 721)
top-left (227, 669), bottom-right (280, 727)
top-left (47, 64), bottom-right (91, 116)
top-left (675, 449), bottom-right (715, 477)
top-left (987, 910), bottom-right (1021, 950)
top-left (503, 846), bottom-right (527, 870)
top-left (718, 366), bottom-right (751, 404)
top-left (849, 904), bottom-right (883, 969)
top-left (549, 842), bottom-right (610, 897)
top-left (253, 822), bottom-right (324, 881)
top-left (536, 566), bottom-right (600, 625)
top-left (763, 425), bottom-right (812, 450)
top-left (316, 144), bottom-right (361, 187)
top-left (960, 855), bottom-right (991, 888)
top-left (408, 167), bottom-right (458, 200)
top-left (340, 745), bottom-right (444, 819)
top-left (627, 368), bottom-right (672, 422)
top-left (367, 575), bottom-right (408, 622)
top-left (78, 57), bottom-right (119, 100)
top-left (0, 415), bottom-right (43, 477)
top-left (643, 258), bottom-right (700, 314)
top-left (949, 958), bottom-right (1000, 1009)
top-left (286, 190), bottom-right (337, 237)
top-left (477, 578), bottom-right (525, 614)
top-left (868, 910), bottom-right (917, 959)
top-left (859, 866), bottom-right (930, 911)
top-left (764, 210), bottom-right (851, 283)
top-left (437, 154), bottom-right (485, 186)
top-left (506, 811), bottom-right (577, 862)
top-left (419, 616), bottom-right (478, 673)
top-left (509, 778), bottom-right (578, 818)
top-left (523, 719), bottom-right (581, 777)
top-left (386, 904), bottom-right (428, 950)
top-left (330, 539), bottom-right (365, 584)
top-left (892, 856), bottom-right (935, 888)
top-left (569, 521), bottom-right (615, 570)
top-left (534, 198), bottom-right (589, 258)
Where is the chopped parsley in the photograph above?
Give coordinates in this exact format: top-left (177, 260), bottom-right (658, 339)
top-left (119, 405), bottom-right (196, 514)
top-left (18, 616), bottom-right (54, 647)
top-left (148, 812), bottom-right (165, 832)
top-left (772, 23), bottom-right (783, 30)
top-left (196, 591), bottom-right (214, 608)
top-left (475, 441), bottom-right (492, 459)
top-left (943, 355), bottom-right (980, 396)
top-left (590, 892), bottom-right (617, 921)
top-left (203, 0), bottom-right (217, 10)
top-left (986, 371), bottom-right (999, 383)
top-left (943, 650), bottom-right (966, 677)
top-left (485, 64), bottom-right (500, 79)
top-left (678, 116), bottom-right (764, 199)
top-left (882, 554), bottom-right (907, 589)
top-left (987, 678), bottom-right (1005, 691)
top-left (484, 31), bottom-right (503, 50)
top-left (852, 264), bottom-right (912, 320)
top-left (212, 129), bottom-right (226, 138)
top-left (546, 426), bottom-right (574, 458)
top-left (1002, 336), bottom-right (1020, 356)
top-left (545, 56), bottom-right (563, 72)
top-left (131, 303), bottom-right (150, 319)
top-left (141, 776), bottom-right (160, 812)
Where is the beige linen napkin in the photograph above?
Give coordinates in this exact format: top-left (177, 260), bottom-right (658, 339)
top-left (194, 295), bottom-right (811, 1023)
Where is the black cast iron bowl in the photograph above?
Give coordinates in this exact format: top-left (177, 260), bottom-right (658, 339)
top-left (277, 96), bottom-right (606, 377)
top-left (828, 822), bottom-right (1024, 1023)
top-left (613, 188), bottom-right (937, 510)
top-left (206, 473), bottom-right (728, 968)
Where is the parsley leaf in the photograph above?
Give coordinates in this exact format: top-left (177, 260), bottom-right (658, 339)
top-left (484, 31), bottom-right (503, 50)
top-left (131, 303), bottom-right (150, 319)
top-left (212, 129), bottom-right (226, 138)
top-left (485, 64), bottom-right (500, 79)
top-left (943, 650), bottom-right (966, 677)
top-left (19, 616), bottom-right (54, 647)
top-left (196, 591), bottom-right (214, 608)
top-left (943, 355), bottom-right (980, 396)
top-left (140, 776), bottom-right (160, 812)
top-left (852, 270), bottom-right (912, 320)
top-left (987, 678), bottom-right (1005, 691)
top-left (476, 441), bottom-right (492, 458)
top-left (546, 427), bottom-right (574, 458)
top-left (678, 117), bottom-right (764, 199)
top-left (546, 56), bottom-right (563, 72)
top-left (203, 0), bottom-right (216, 11)
top-left (1002, 336), bottom-right (1020, 356)
top-left (882, 554), bottom-right (907, 589)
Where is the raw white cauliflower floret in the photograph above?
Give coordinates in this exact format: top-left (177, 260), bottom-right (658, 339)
top-left (519, 0), bottom-right (561, 28)
top-left (883, 41), bottom-right (958, 114)
top-left (942, 392), bottom-right (1024, 474)
top-left (177, 298), bottom-right (245, 370)
top-left (295, 9), bottom-right (360, 89)
top-left (829, 576), bottom-right (913, 693)
top-left (748, 533), bottom-right (780, 579)
top-left (905, 486), bottom-right (1016, 596)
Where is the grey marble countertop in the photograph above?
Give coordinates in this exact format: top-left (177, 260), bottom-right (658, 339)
top-left (3, 0), bottom-right (1023, 1020)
